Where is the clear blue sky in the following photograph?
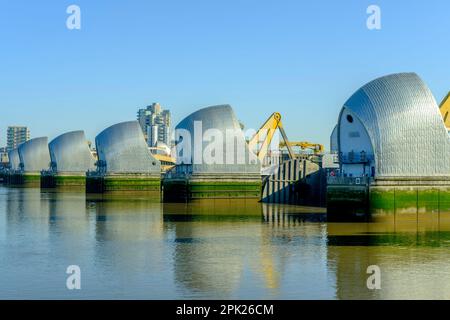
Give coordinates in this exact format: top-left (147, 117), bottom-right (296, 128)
top-left (1, 0), bottom-right (450, 148)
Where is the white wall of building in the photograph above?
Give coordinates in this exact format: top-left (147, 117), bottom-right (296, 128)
top-left (338, 108), bottom-right (375, 177)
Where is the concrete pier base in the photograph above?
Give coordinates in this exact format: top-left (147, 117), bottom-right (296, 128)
top-left (86, 173), bottom-right (161, 193)
top-left (0, 171), bottom-right (6, 184)
top-left (41, 173), bottom-right (87, 188)
top-left (163, 173), bottom-right (262, 202)
top-left (327, 177), bottom-right (450, 221)
top-left (370, 177), bottom-right (450, 215)
top-left (4, 172), bottom-right (41, 187)
top-left (327, 185), bottom-right (370, 221)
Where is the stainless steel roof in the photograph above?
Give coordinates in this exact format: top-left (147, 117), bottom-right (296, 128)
top-left (175, 104), bottom-right (260, 174)
top-left (18, 137), bottom-right (51, 173)
top-left (49, 131), bottom-right (96, 173)
top-left (338, 72), bottom-right (450, 177)
top-left (95, 121), bottom-right (160, 174)
top-left (7, 148), bottom-right (20, 170)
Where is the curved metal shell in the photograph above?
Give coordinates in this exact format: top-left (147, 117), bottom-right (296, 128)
top-left (338, 72), bottom-right (450, 177)
top-left (49, 131), bottom-right (96, 173)
top-left (7, 148), bottom-right (20, 170)
top-left (330, 125), bottom-right (338, 152)
top-left (175, 104), bottom-right (260, 173)
top-left (18, 137), bottom-right (51, 173)
top-left (95, 121), bottom-right (160, 174)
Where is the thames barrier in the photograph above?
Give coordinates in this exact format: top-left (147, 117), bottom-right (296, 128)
top-left (41, 130), bottom-right (96, 188)
top-left (163, 105), bottom-right (262, 201)
top-left (327, 72), bottom-right (450, 220)
top-left (86, 121), bottom-right (161, 193)
top-left (3, 72), bottom-right (450, 219)
top-left (7, 137), bottom-right (51, 186)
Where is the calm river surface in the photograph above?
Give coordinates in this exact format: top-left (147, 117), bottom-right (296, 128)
top-left (1, 186), bottom-right (450, 299)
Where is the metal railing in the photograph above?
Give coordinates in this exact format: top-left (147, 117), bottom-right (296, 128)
top-left (327, 176), bottom-right (373, 186)
top-left (339, 151), bottom-right (374, 164)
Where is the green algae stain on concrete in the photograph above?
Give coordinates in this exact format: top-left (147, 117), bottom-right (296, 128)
top-left (163, 180), bottom-right (262, 201)
top-left (436, 188), bottom-right (450, 212)
top-left (370, 187), bottom-right (395, 213)
top-left (5, 173), bottom-right (41, 187)
top-left (54, 175), bottom-right (86, 186)
top-left (103, 177), bottom-right (161, 191)
top-left (328, 184), bottom-right (450, 219)
top-left (86, 175), bottom-right (161, 193)
top-left (418, 189), bottom-right (440, 213)
top-left (370, 187), bottom-right (450, 215)
top-left (41, 175), bottom-right (88, 188)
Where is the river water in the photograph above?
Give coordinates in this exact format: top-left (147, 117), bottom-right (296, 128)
top-left (1, 186), bottom-right (450, 300)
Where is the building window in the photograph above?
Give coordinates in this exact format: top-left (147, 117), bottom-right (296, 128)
top-left (346, 114), bottom-right (354, 123)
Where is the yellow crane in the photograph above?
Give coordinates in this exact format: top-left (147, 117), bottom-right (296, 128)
top-left (279, 141), bottom-right (324, 155)
top-left (248, 112), bottom-right (324, 161)
top-left (248, 112), bottom-right (296, 162)
top-left (440, 92), bottom-right (450, 130)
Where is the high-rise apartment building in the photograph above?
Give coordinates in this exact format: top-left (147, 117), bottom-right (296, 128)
top-left (137, 103), bottom-right (171, 147)
top-left (6, 126), bottom-right (30, 151)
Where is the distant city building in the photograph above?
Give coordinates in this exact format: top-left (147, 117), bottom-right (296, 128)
top-left (137, 103), bottom-right (171, 147)
top-left (0, 147), bottom-right (8, 167)
top-left (6, 126), bottom-right (30, 151)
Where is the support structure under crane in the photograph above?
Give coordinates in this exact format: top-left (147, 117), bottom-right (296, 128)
top-left (251, 113), bottom-right (327, 206)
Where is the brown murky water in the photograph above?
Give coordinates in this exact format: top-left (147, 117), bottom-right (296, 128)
top-left (1, 186), bottom-right (450, 299)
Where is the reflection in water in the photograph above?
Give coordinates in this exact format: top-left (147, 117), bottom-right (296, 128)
top-left (45, 189), bottom-right (92, 238)
top-left (163, 200), bottom-right (330, 299)
top-left (85, 193), bottom-right (168, 299)
top-left (327, 214), bottom-right (450, 300)
top-left (164, 200), bottom-right (261, 298)
top-left (1, 186), bottom-right (450, 299)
